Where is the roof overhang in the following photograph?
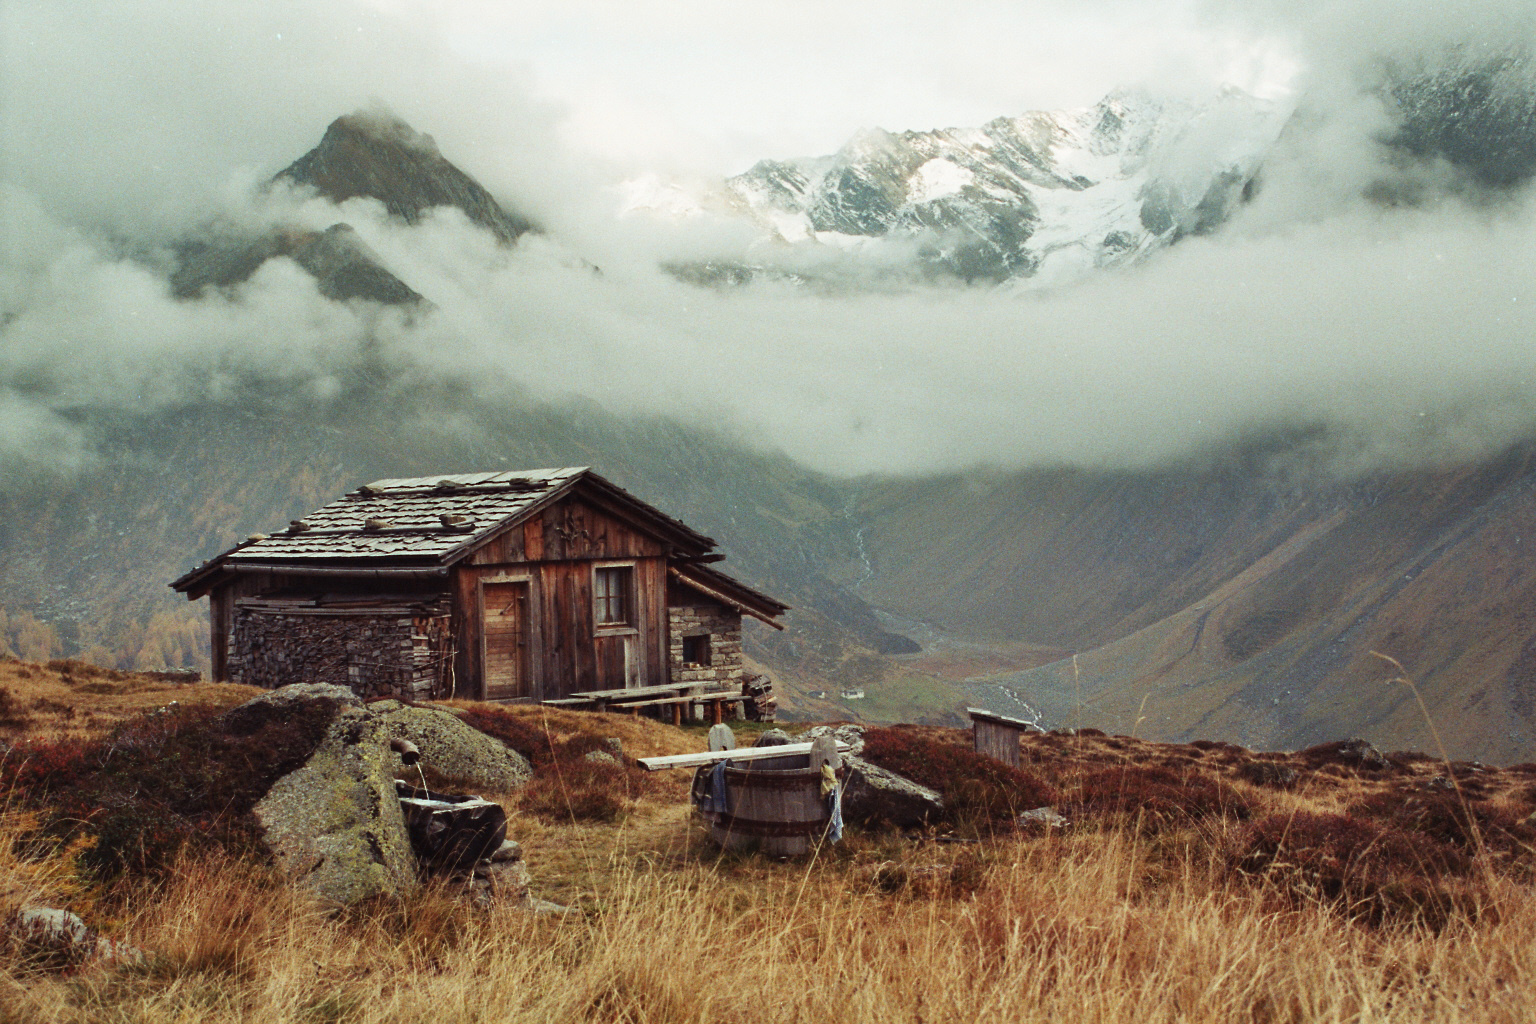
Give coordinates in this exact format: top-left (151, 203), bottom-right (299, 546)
top-left (669, 564), bottom-right (789, 629)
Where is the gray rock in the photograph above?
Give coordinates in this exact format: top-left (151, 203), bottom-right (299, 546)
top-left (253, 705), bottom-right (418, 905)
top-left (582, 749), bottom-right (619, 766)
top-left (1339, 738), bottom-right (1391, 770)
top-left (603, 737), bottom-right (624, 759)
top-left (372, 700), bottom-right (532, 792)
top-left (799, 724), bottom-right (865, 756)
top-left (9, 906), bottom-right (140, 965)
top-left (809, 734), bottom-right (842, 773)
top-left (11, 907), bottom-right (92, 959)
top-left (1016, 807), bottom-right (1069, 829)
top-left (478, 858), bottom-right (531, 899)
top-left (490, 839), bottom-right (522, 863)
top-left (841, 755), bottom-right (944, 829)
top-left (1427, 775), bottom-right (1457, 792)
top-left (218, 682), bottom-right (359, 736)
top-left (753, 728), bottom-right (793, 747)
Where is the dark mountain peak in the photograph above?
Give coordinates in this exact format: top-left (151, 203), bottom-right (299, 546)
top-left (275, 107), bottom-right (533, 245)
top-left (171, 221), bottom-right (423, 306)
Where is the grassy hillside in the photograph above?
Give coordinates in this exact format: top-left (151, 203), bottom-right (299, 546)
top-left (3, 664), bottom-right (1535, 1022)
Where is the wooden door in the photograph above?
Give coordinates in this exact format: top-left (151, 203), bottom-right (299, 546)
top-left (483, 581), bottom-right (531, 700)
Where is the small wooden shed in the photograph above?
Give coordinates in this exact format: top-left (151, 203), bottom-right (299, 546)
top-left (170, 468), bottom-right (788, 702)
top-left (968, 707), bottom-right (1040, 767)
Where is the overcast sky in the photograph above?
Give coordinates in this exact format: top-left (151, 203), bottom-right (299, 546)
top-left (3, 1), bottom-right (1536, 477)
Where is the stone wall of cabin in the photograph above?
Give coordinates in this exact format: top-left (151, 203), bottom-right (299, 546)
top-left (229, 608), bottom-right (453, 700)
top-left (667, 604), bottom-right (743, 690)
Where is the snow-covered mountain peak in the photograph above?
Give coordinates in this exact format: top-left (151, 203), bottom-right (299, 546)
top-left (641, 86), bottom-right (1288, 289)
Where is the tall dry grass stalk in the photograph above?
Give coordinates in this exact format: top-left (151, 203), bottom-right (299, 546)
top-left (1371, 651), bottom-right (1500, 896)
top-left (4, 816), bottom-right (1533, 1024)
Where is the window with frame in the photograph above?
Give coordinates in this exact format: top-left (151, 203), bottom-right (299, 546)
top-left (593, 566), bottom-right (633, 626)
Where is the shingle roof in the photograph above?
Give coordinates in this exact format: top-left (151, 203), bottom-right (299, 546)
top-left (170, 467), bottom-right (732, 598)
top-left (226, 468), bottom-right (584, 563)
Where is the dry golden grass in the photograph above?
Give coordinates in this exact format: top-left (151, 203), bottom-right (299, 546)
top-left (3, 810), bottom-right (1534, 1024)
top-left (0, 657), bottom-right (260, 741)
top-left (3, 660), bottom-right (1535, 1022)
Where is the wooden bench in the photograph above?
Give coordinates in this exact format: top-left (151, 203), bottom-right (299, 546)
top-left (619, 693), bottom-right (748, 726)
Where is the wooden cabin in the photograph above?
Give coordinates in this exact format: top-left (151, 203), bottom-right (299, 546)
top-left (170, 468), bottom-right (788, 702)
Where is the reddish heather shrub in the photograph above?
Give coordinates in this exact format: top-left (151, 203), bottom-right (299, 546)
top-left (1238, 759), bottom-right (1300, 789)
top-left (1347, 790), bottom-right (1535, 854)
top-left (0, 700), bottom-right (336, 877)
top-left (0, 687), bottom-right (30, 729)
top-left (1189, 740), bottom-right (1247, 755)
top-left (454, 705), bottom-right (613, 767)
top-left (516, 756), bottom-right (657, 823)
top-left (450, 705), bottom-right (657, 822)
top-left (1229, 811), bottom-right (1481, 927)
top-left (1065, 765), bottom-right (1252, 829)
top-left (861, 726), bottom-right (1061, 830)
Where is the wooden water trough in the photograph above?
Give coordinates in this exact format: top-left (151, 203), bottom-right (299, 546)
top-left (638, 732), bottom-right (851, 856)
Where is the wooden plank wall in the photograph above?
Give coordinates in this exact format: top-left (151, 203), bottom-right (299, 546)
top-left (974, 718), bottom-right (1023, 767)
top-left (456, 497), bottom-right (669, 700)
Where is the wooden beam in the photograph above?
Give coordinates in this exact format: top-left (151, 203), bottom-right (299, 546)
top-left (666, 567), bottom-right (785, 629)
top-left (637, 741), bottom-right (851, 772)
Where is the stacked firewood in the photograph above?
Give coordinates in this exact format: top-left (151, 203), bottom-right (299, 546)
top-left (741, 673), bottom-right (776, 722)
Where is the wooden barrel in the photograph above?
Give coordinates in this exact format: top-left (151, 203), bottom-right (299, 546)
top-left (707, 753), bottom-right (831, 856)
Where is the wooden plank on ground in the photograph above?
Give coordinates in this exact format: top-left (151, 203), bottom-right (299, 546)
top-left (637, 741), bottom-right (851, 772)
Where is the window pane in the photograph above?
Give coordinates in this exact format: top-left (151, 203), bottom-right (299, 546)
top-left (595, 567), bottom-right (631, 625)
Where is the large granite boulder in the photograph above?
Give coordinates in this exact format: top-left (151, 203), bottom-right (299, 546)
top-left (217, 681), bottom-right (360, 734)
top-left (251, 701), bottom-right (417, 905)
top-left (841, 755), bottom-right (945, 829)
top-left (371, 699), bottom-right (532, 792)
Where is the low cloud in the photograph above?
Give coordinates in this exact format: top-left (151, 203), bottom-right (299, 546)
top-left (3, 1), bottom-right (1536, 479)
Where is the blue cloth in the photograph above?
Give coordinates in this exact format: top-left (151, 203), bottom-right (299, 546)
top-left (825, 782), bottom-right (844, 844)
top-left (698, 760), bottom-right (730, 816)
